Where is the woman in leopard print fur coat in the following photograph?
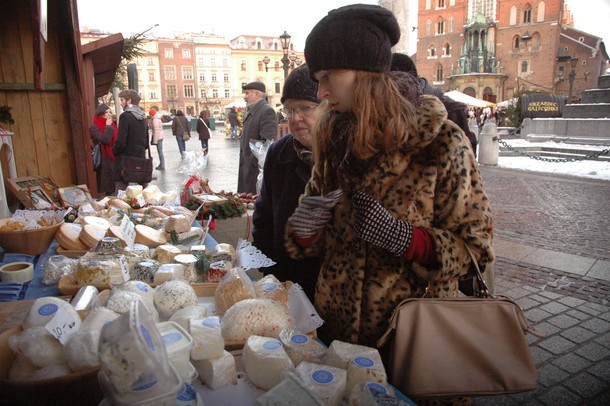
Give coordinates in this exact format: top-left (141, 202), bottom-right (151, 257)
top-left (285, 4), bottom-right (495, 348)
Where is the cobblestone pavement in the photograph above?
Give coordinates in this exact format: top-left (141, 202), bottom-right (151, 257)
top-left (153, 129), bottom-right (609, 405)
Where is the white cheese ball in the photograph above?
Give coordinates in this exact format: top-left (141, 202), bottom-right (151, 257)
top-left (106, 290), bottom-right (159, 322)
top-left (8, 327), bottom-right (67, 368)
top-left (23, 296), bottom-right (82, 331)
top-left (154, 280), bottom-right (198, 320)
top-left (221, 298), bottom-right (293, 343)
top-left (169, 304), bottom-right (209, 331)
top-left (114, 280), bottom-right (155, 305)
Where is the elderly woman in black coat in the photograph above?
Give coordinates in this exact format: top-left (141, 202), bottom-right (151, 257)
top-left (252, 64), bottom-right (324, 301)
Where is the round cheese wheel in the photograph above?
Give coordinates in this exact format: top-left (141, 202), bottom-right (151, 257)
top-left (82, 216), bottom-right (111, 231)
top-left (56, 223), bottom-right (88, 251)
top-left (135, 224), bottom-right (167, 247)
top-left (107, 226), bottom-right (128, 247)
top-left (79, 224), bottom-right (108, 248)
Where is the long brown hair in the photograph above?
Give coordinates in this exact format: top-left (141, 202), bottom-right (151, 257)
top-left (313, 71), bottom-right (418, 164)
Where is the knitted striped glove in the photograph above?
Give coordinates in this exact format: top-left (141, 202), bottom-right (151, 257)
top-left (290, 190), bottom-right (342, 238)
top-left (352, 192), bottom-right (413, 256)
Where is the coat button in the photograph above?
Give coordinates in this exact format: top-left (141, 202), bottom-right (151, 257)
top-left (351, 238), bottom-right (361, 251)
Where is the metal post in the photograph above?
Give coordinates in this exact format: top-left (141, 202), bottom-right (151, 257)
top-left (568, 68), bottom-right (576, 104)
top-left (282, 53), bottom-right (290, 81)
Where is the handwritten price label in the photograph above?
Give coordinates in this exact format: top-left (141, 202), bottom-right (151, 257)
top-left (120, 214), bottom-right (136, 247)
top-left (45, 308), bottom-right (80, 344)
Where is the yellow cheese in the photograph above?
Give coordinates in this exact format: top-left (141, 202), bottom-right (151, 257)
top-left (56, 223), bottom-right (88, 251)
top-left (154, 244), bottom-right (183, 264)
top-left (79, 224), bottom-right (108, 248)
top-left (165, 215), bottom-right (191, 234)
top-left (125, 185), bottom-right (143, 199)
top-left (107, 226), bottom-right (128, 247)
top-left (82, 216), bottom-right (111, 231)
top-left (135, 224), bottom-right (167, 247)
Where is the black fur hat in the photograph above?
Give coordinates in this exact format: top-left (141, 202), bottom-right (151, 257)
top-left (281, 64), bottom-right (320, 104)
top-left (304, 4), bottom-right (401, 80)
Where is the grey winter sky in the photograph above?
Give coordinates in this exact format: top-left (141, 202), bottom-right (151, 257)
top-left (77, 0), bottom-right (610, 55)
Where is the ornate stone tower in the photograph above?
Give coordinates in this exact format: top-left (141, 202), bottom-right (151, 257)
top-left (379, 0), bottom-right (411, 54)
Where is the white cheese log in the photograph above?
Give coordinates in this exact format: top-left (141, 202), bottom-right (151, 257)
top-left (190, 316), bottom-right (224, 360)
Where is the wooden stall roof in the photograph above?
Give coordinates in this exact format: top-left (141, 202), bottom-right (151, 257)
top-left (81, 33), bottom-right (124, 98)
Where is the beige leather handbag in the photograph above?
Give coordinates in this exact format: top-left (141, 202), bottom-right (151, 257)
top-left (377, 247), bottom-right (545, 399)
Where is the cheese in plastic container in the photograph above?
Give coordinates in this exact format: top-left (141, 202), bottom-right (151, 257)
top-left (98, 300), bottom-right (182, 405)
top-left (156, 321), bottom-right (196, 382)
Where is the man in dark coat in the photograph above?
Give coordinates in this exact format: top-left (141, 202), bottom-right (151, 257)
top-left (391, 53), bottom-right (478, 155)
top-left (237, 82), bottom-right (278, 194)
top-left (112, 89), bottom-right (149, 193)
top-left (227, 107), bottom-right (240, 139)
top-left (252, 65), bottom-right (322, 301)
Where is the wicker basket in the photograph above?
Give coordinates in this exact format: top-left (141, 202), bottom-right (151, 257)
top-left (0, 219), bottom-right (63, 256)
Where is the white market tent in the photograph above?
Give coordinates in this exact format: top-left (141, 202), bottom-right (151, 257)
top-left (445, 90), bottom-right (496, 108)
top-left (225, 101), bottom-right (246, 109)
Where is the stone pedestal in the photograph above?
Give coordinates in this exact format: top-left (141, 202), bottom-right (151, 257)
top-left (478, 123), bottom-right (499, 165)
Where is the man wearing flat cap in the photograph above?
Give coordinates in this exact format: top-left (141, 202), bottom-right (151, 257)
top-left (237, 81), bottom-right (278, 194)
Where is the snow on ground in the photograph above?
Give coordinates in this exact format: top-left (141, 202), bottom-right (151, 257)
top-left (491, 140), bottom-right (610, 181)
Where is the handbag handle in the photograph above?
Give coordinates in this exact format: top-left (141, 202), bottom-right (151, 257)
top-left (463, 244), bottom-right (491, 298)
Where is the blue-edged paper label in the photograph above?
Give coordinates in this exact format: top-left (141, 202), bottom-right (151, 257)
top-left (354, 356), bottom-right (374, 368)
top-left (311, 369), bottom-right (334, 385)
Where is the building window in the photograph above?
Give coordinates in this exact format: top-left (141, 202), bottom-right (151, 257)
top-left (428, 45), bottom-right (436, 57)
top-left (275, 82), bottom-right (281, 94)
top-left (537, 1), bottom-right (546, 22)
top-left (532, 33), bottom-right (540, 50)
top-left (437, 0), bottom-right (445, 8)
top-left (166, 84), bottom-right (177, 98)
top-left (444, 43), bottom-right (451, 56)
top-left (211, 73), bottom-right (217, 82)
top-left (523, 4), bottom-right (532, 23)
top-left (164, 66), bottom-right (176, 80)
top-left (199, 73), bottom-right (206, 82)
top-left (224, 73), bottom-right (229, 82)
top-left (437, 18), bottom-right (445, 35)
top-left (521, 61), bottom-right (529, 73)
top-left (184, 84), bottom-right (194, 98)
top-left (436, 65), bottom-right (443, 81)
top-left (147, 57), bottom-right (154, 66)
top-left (182, 66), bottom-right (193, 80)
top-left (182, 49), bottom-right (191, 59)
top-left (426, 19), bottom-right (432, 36)
top-left (448, 16), bottom-right (454, 32)
top-left (225, 89), bottom-right (230, 98)
top-left (148, 71), bottom-right (155, 81)
top-left (509, 5), bottom-right (517, 25)
top-left (197, 57), bottom-right (204, 67)
top-left (241, 60), bottom-right (246, 71)
top-left (256, 41), bottom-right (262, 50)
top-left (150, 91), bottom-right (157, 99)
top-left (514, 36), bottom-right (520, 49)
top-left (426, 0), bottom-right (431, 10)
top-left (222, 59), bottom-right (228, 67)
top-left (164, 48), bottom-right (173, 58)
top-left (258, 60), bottom-right (264, 71)
top-left (211, 58), bottom-right (216, 67)
top-left (212, 89), bottom-right (218, 98)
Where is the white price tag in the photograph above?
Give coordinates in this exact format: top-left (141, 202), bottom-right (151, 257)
top-left (120, 214), bottom-right (136, 247)
top-left (119, 255), bottom-right (130, 282)
top-left (45, 308), bottom-right (80, 345)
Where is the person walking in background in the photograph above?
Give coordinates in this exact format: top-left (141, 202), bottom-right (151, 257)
top-left (149, 109), bottom-right (165, 170)
top-left (112, 89), bottom-right (149, 192)
top-left (89, 103), bottom-right (118, 196)
top-left (172, 110), bottom-right (190, 158)
top-left (252, 64), bottom-right (324, 302)
top-left (237, 82), bottom-right (278, 194)
top-left (285, 5), bottom-right (494, 349)
top-left (391, 52), bottom-right (478, 155)
top-left (228, 107), bottom-right (239, 139)
top-left (196, 110), bottom-right (211, 155)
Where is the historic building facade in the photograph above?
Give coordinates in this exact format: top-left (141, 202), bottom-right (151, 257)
top-left (416, 0), bottom-right (608, 103)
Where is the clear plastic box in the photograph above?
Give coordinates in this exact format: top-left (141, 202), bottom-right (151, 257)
top-left (98, 301), bottom-right (183, 404)
top-left (156, 321), bottom-right (196, 382)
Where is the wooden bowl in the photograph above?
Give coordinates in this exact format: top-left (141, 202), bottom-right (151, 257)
top-left (0, 219), bottom-right (63, 256)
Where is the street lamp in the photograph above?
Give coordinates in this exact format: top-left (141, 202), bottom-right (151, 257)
top-left (279, 31), bottom-right (292, 81)
top-left (568, 55), bottom-right (578, 104)
top-left (262, 56), bottom-right (270, 72)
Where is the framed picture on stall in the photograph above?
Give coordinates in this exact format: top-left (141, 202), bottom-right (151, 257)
top-left (28, 187), bottom-right (54, 209)
top-left (7, 176), bottom-right (63, 209)
top-left (58, 185), bottom-right (93, 208)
